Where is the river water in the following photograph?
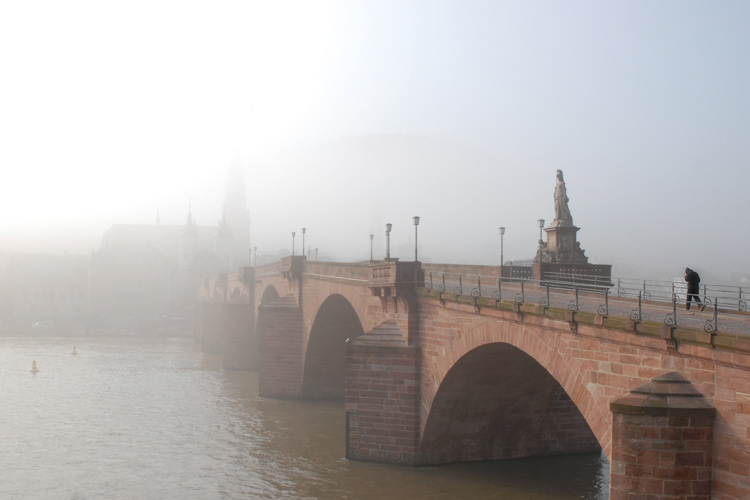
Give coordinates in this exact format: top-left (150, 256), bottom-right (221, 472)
top-left (0, 337), bottom-right (608, 499)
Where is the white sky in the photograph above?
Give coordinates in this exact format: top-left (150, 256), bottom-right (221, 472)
top-left (1, 1), bottom-right (748, 280)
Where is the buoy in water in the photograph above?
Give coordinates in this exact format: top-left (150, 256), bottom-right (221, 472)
top-left (30, 360), bottom-right (39, 373)
top-left (71, 346), bottom-right (77, 356)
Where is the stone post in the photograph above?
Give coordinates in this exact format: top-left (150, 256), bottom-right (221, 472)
top-left (609, 372), bottom-right (715, 500)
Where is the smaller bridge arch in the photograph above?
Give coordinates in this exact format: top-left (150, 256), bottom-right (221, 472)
top-left (259, 284), bottom-right (280, 306)
top-left (303, 294), bottom-right (365, 399)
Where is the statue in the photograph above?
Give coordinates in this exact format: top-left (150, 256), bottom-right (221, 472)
top-left (553, 169), bottom-right (573, 224)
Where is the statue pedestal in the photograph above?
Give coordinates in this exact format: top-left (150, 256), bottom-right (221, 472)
top-left (533, 221), bottom-right (611, 286)
top-left (542, 221), bottom-right (587, 264)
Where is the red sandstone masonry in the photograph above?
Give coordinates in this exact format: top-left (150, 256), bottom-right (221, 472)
top-left (415, 288), bottom-right (750, 500)
top-left (257, 295), bottom-right (305, 397)
top-left (346, 325), bottom-right (420, 465)
top-left (609, 373), bottom-right (715, 500)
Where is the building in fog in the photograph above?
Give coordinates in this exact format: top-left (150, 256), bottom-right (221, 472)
top-left (0, 162), bottom-right (251, 333)
top-left (90, 163), bottom-right (251, 330)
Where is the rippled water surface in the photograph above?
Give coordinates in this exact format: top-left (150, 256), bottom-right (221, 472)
top-left (0, 337), bottom-right (608, 499)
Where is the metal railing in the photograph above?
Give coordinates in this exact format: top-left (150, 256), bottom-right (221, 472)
top-left (421, 270), bottom-right (749, 335)
top-left (608, 276), bottom-right (748, 312)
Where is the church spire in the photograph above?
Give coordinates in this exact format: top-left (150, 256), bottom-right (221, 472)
top-left (181, 202), bottom-right (199, 237)
top-left (215, 206), bottom-right (233, 238)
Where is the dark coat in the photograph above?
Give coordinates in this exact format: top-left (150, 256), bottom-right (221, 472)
top-left (685, 269), bottom-right (701, 292)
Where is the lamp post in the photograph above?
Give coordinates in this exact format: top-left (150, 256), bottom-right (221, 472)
top-left (292, 231), bottom-right (296, 256)
top-left (499, 226), bottom-right (505, 266)
top-left (385, 223), bottom-right (392, 262)
top-left (254, 246), bottom-right (257, 267)
top-left (413, 216), bottom-right (420, 261)
top-left (315, 248), bottom-right (318, 261)
top-left (302, 228), bottom-right (306, 257)
top-left (369, 234), bottom-right (374, 261)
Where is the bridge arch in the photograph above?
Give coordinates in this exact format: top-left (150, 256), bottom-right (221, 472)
top-left (259, 285), bottom-right (280, 305)
top-left (303, 294), bottom-right (364, 399)
top-left (420, 316), bottom-right (611, 461)
top-left (420, 341), bottom-right (599, 464)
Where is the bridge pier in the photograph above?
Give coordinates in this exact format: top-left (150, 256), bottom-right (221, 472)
top-left (346, 320), bottom-right (420, 464)
top-left (609, 372), bottom-right (716, 500)
top-left (221, 302), bottom-right (256, 370)
top-left (257, 294), bottom-right (305, 397)
top-left (197, 301), bottom-right (224, 355)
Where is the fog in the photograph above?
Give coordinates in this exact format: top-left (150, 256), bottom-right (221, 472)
top-left (2, 1), bottom-right (749, 283)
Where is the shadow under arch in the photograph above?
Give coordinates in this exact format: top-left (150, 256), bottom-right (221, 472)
top-left (303, 294), bottom-right (364, 399)
top-left (420, 342), bottom-right (600, 465)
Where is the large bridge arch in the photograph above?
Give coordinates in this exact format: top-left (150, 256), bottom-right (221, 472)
top-left (420, 341), bottom-right (600, 464)
top-left (302, 294), bottom-right (365, 399)
top-left (419, 308), bottom-right (612, 460)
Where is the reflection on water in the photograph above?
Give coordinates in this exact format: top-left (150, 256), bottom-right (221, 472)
top-left (0, 337), bottom-right (608, 499)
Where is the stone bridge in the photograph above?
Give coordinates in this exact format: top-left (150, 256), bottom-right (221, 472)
top-left (195, 257), bottom-right (750, 500)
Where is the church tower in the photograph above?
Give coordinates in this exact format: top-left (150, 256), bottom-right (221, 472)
top-left (223, 155), bottom-right (251, 266)
top-left (214, 208), bottom-right (234, 271)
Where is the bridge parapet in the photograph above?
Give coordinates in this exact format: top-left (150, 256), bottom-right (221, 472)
top-left (280, 255), bottom-right (305, 279)
top-left (254, 260), bottom-right (283, 278)
top-left (303, 261), bottom-right (371, 281)
top-left (368, 260), bottom-right (423, 296)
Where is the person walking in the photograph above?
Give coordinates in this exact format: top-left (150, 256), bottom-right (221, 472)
top-left (684, 267), bottom-right (705, 311)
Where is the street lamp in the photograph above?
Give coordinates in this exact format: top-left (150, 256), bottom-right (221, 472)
top-left (254, 246), bottom-right (257, 267)
top-left (385, 223), bottom-right (392, 262)
top-left (499, 226), bottom-right (505, 266)
top-left (292, 231), bottom-right (296, 256)
top-left (413, 216), bottom-right (420, 261)
top-left (302, 227), bottom-right (306, 257)
top-left (369, 234), bottom-right (374, 261)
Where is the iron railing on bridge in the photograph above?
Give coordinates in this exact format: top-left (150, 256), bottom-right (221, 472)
top-left (422, 270), bottom-right (749, 335)
top-left (606, 275), bottom-right (748, 312)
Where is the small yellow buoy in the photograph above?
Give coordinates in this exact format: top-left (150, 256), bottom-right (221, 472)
top-left (30, 360), bottom-right (39, 373)
top-left (72, 346), bottom-right (77, 356)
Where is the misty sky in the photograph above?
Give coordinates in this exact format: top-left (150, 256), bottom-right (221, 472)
top-left (1, 1), bottom-right (748, 280)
